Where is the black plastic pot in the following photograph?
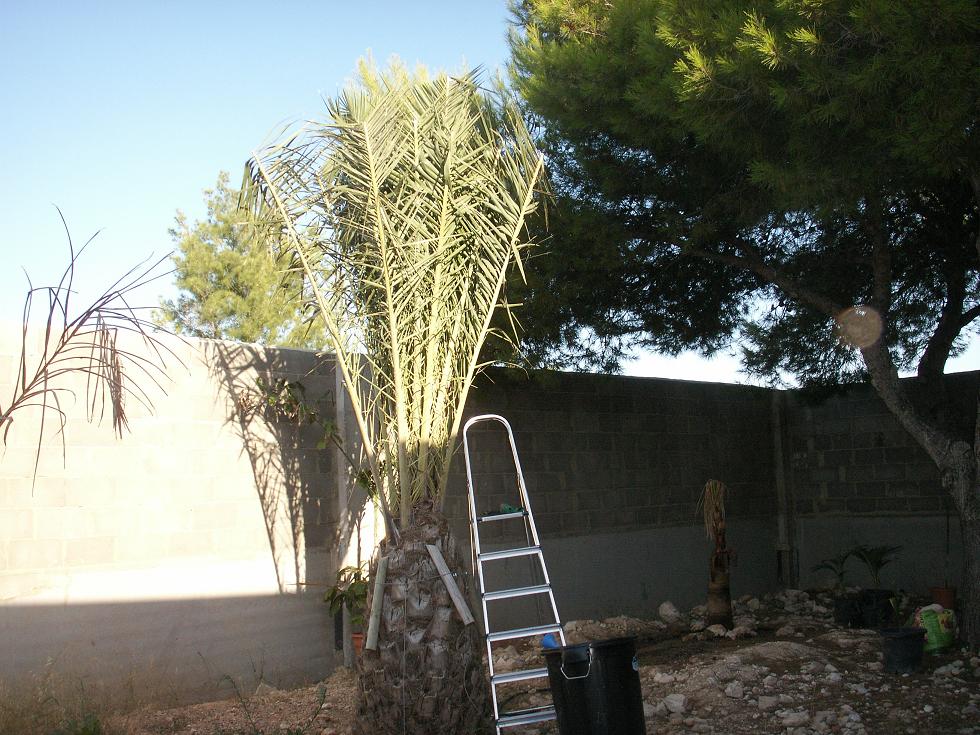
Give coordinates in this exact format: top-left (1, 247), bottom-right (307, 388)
top-left (859, 589), bottom-right (895, 629)
top-left (543, 637), bottom-right (646, 735)
top-left (833, 596), bottom-right (862, 628)
top-left (880, 627), bottom-right (926, 673)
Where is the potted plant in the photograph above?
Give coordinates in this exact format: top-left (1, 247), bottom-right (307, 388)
top-left (325, 565), bottom-right (370, 654)
top-left (812, 550), bottom-right (861, 627)
top-left (852, 544), bottom-right (902, 628)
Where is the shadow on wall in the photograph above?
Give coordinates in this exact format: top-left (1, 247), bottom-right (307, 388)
top-left (0, 593), bottom-right (334, 713)
top-left (206, 341), bottom-right (373, 595)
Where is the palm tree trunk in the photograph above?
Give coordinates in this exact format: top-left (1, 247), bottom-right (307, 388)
top-left (355, 507), bottom-right (491, 734)
top-left (706, 549), bottom-right (734, 629)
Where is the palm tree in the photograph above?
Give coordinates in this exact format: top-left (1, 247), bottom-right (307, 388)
top-left (242, 63), bottom-right (545, 734)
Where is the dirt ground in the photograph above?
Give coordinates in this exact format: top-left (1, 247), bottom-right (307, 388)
top-left (110, 590), bottom-right (979, 735)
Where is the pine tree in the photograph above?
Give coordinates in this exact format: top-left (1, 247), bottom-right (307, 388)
top-left (158, 172), bottom-right (325, 348)
top-left (511, 0), bottom-right (980, 646)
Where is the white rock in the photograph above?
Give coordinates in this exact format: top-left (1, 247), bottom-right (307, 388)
top-left (724, 681), bottom-right (744, 699)
top-left (781, 711), bottom-right (810, 727)
top-left (727, 625), bottom-right (757, 640)
top-left (758, 695), bottom-right (779, 711)
top-left (643, 702), bottom-right (656, 718)
top-left (690, 619), bottom-right (706, 632)
top-left (747, 597), bottom-right (761, 611)
top-left (663, 693), bottom-right (687, 714)
top-left (659, 601), bottom-right (683, 623)
top-left (827, 672), bottom-right (842, 684)
top-left (254, 681), bottom-right (280, 697)
top-left (707, 624), bottom-right (729, 637)
top-left (653, 672), bottom-right (676, 684)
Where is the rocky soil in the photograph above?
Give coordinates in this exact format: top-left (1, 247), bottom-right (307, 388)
top-left (113, 590), bottom-right (979, 735)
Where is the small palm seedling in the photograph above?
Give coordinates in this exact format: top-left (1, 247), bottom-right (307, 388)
top-left (851, 544), bottom-right (902, 589)
top-left (812, 549), bottom-right (853, 590)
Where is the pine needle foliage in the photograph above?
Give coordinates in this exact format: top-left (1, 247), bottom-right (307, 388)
top-left (242, 64), bottom-right (545, 530)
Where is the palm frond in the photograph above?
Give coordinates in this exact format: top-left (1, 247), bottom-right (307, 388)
top-left (242, 66), bottom-right (546, 530)
top-left (1, 219), bottom-right (183, 487)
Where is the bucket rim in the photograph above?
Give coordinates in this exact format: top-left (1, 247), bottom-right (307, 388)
top-left (879, 626), bottom-right (926, 639)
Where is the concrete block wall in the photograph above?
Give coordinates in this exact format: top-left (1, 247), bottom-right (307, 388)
top-left (0, 332), bottom-right (347, 707)
top-left (783, 372), bottom-right (978, 591)
top-left (2, 320), bottom-right (974, 708)
top-left (443, 369), bottom-right (784, 622)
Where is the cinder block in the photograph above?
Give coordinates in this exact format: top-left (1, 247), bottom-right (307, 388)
top-left (0, 509), bottom-right (33, 539)
top-left (189, 503), bottom-right (243, 532)
top-left (65, 536), bottom-right (115, 567)
top-left (9, 537), bottom-right (64, 570)
top-left (167, 530), bottom-right (215, 558)
top-left (33, 506), bottom-right (97, 539)
top-left (113, 533), bottom-right (170, 564)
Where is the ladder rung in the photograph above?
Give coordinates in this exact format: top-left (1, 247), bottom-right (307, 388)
top-left (484, 584), bottom-right (551, 601)
top-left (497, 705), bottom-right (557, 728)
top-left (477, 510), bottom-right (527, 523)
top-left (492, 666), bottom-right (549, 685)
top-left (488, 623), bottom-right (562, 643)
top-left (479, 545), bottom-right (541, 562)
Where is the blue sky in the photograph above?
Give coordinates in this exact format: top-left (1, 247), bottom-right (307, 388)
top-left (1, 2), bottom-right (973, 382)
top-left (0, 2), bottom-right (513, 311)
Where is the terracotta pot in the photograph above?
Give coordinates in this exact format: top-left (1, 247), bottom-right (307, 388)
top-left (929, 586), bottom-right (957, 610)
top-left (351, 632), bottom-right (365, 655)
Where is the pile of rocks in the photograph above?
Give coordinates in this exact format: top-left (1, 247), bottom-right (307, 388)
top-left (494, 594), bottom-right (979, 735)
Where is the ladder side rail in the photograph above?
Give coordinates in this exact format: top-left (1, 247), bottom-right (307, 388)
top-left (462, 416), bottom-right (502, 723)
top-left (462, 421), bottom-right (493, 639)
top-left (494, 416), bottom-right (545, 550)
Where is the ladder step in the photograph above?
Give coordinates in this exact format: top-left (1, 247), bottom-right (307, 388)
top-left (484, 584), bottom-right (552, 601)
top-left (477, 510), bottom-right (527, 523)
top-left (497, 705), bottom-right (557, 728)
top-left (479, 545), bottom-right (541, 562)
top-left (492, 666), bottom-right (550, 685)
top-left (488, 623), bottom-right (562, 643)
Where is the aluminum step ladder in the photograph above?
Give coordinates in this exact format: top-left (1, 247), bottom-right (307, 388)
top-left (463, 414), bottom-right (566, 733)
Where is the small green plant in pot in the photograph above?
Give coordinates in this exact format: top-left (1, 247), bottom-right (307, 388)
top-left (325, 565), bottom-right (369, 653)
top-left (852, 544), bottom-right (902, 628)
top-left (813, 550), bottom-right (862, 628)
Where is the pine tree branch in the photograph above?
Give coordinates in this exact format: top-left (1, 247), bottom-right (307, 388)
top-left (684, 240), bottom-right (842, 316)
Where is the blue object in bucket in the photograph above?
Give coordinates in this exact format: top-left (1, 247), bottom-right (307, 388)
top-left (541, 633), bottom-right (560, 649)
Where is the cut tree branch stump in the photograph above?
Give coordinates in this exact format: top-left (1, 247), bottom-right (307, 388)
top-left (426, 543), bottom-right (475, 625)
top-left (365, 555), bottom-right (388, 651)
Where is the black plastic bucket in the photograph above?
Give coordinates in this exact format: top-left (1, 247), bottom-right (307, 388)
top-left (833, 596), bottom-right (862, 628)
top-left (543, 637), bottom-right (646, 735)
top-left (859, 589), bottom-right (895, 629)
top-left (880, 627), bottom-right (926, 673)
top-left (543, 643), bottom-right (592, 734)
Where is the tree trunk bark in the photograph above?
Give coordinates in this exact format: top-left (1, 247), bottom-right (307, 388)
top-left (354, 508), bottom-right (491, 734)
top-left (706, 550), bottom-right (734, 629)
top-left (939, 437), bottom-right (980, 649)
top-left (860, 342), bottom-right (980, 649)
top-left (961, 517), bottom-right (980, 648)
